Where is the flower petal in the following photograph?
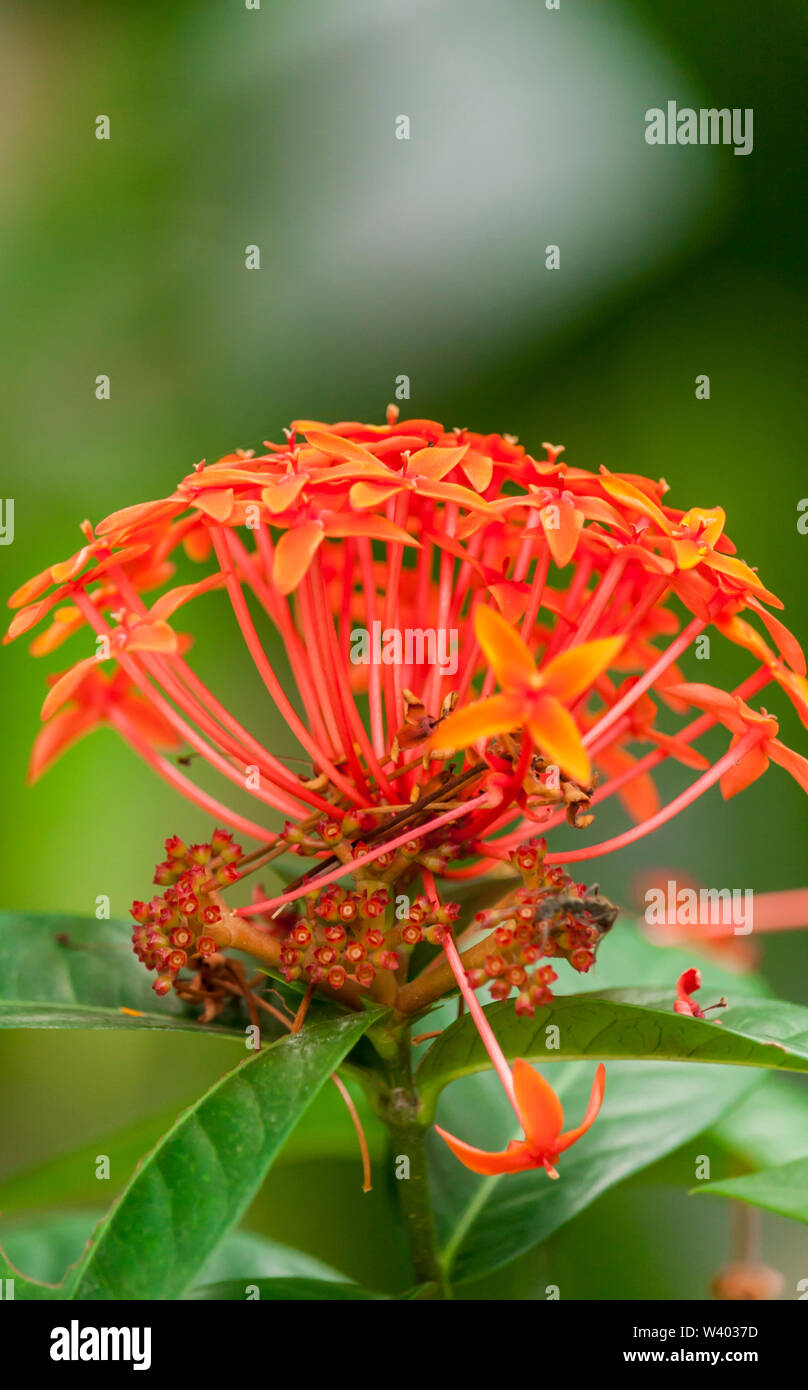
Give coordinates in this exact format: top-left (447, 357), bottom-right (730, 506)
top-left (541, 636), bottom-right (624, 704)
top-left (556, 1063), bottom-right (606, 1152)
top-left (474, 605), bottom-right (536, 689)
top-left (513, 1059), bottom-right (564, 1153)
top-left (272, 521), bottom-right (325, 595)
top-left (767, 739), bottom-right (808, 794)
top-left (28, 705), bottom-right (99, 783)
top-left (540, 501), bottom-right (584, 568)
top-left (720, 739), bottom-right (770, 798)
top-left (527, 693), bottom-right (590, 783)
top-left (434, 1126), bottom-right (533, 1175)
top-left (430, 692), bottom-right (524, 751)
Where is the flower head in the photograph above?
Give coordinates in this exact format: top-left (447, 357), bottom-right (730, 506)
top-left (6, 411), bottom-right (806, 1036)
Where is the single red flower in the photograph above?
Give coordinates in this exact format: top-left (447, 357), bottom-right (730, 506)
top-left (436, 1059), bottom-right (605, 1179)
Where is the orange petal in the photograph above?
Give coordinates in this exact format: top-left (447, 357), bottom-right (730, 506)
top-left (125, 619), bottom-right (179, 654)
top-left (670, 537), bottom-right (704, 571)
top-left (415, 478), bottom-right (496, 514)
top-left (599, 472), bottom-right (672, 533)
top-left (663, 681), bottom-right (746, 732)
top-left (527, 694), bottom-right (590, 783)
top-left (41, 656), bottom-right (99, 721)
top-left (596, 746), bottom-right (661, 822)
top-left (540, 501), bottom-right (584, 568)
top-left (95, 498), bottom-right (182, 538)
top-left (706, 551), bottom-right (782, 606)
top-left (119, 694), bottom-right (182, 749)
top-left (147, 574), bottom-right (224, 622)
top-left (303, 429), bottom-right (381, 466)
top-left (434, 1126), bottom-right (533, 1176)
top-left (720, 740), bottom-right (769, 799)
top-left (272, 521), bottom-right (325, 595)
top-left (460, 451), bottom-right (494, 493)
top-left (488, 581), bottom-right (531, 626)
top-left (473, 605), bottom-right (536, 689)
top-left (349, 481), bottom-right (407, 509)
top-left (430, 692), bottom-right (524, 751)
top-left (322, 513), bottom-right (419, 546)
top-left (556, 1064), bottom-right (606, 1152)
top-left (193, 488), bottom-right (235, 523)
top-left (405, 444), bottom-right (469, 480)
top-left (261, 476), bottom-right (308, 514)
top-left (680, 505), bottom-right (726, 548)
top-left (540, 636), bottom-right (624, 705)
top-left (767, 739), bottom-right (808, 794)
top-left (513, 1059), bottom-right (564, 1153)
top-left (28, 705), bottom-right (99, 782)
top-left (8, 567), bottom-right (54, 608)
top-left (747, 599), bottom-right (807, 677)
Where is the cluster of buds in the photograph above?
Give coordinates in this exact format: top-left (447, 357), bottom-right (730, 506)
top-left (131, 829), bottom-right (242, 995)
top-left (466, 838), bottom-right (617, 1016)
top-left (274, 883), bottom-right (461, 993)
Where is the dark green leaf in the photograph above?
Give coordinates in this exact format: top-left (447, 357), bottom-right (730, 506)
top-left (0, 1210), bottom-right (346, 1294)
top-left (416, 991), bottom-right (808, 1112)
top-left (65, 1010), bottom-right (380, 1299)
top-left (0, 911), bottom-right (243, 1032)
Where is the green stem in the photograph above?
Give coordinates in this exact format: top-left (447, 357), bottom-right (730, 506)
top-left (376, 1028), bottom-right (451, 1298)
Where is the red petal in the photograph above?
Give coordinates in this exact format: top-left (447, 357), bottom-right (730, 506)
top-left (434, 1126), bottom-right (533, 1176)
top-left (513, 1059), bottom-right (564, 1152)
top-left (556, 1064), bottom-right (606, 1152)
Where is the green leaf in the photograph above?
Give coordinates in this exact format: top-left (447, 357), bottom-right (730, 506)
top-left (692, 1156), bottom-right (808, 1224)
top-left (0, 1210), bottom-right (348, 1294)
top-left (711, 1076), bottom-right (808, 1168)
top-left (0, 911), bottom-right (244, 1032)
top-left (416, 991), bottom-right (808, 1113)
top-left (431, 1058), bottom-right (756, 1283)
top-left (31, 1010), bottom-right (379, 1299)
top-left (0, 1000), bottom-right (243, 1034)
top-left (190, 1277), bottom-right (386, 1300)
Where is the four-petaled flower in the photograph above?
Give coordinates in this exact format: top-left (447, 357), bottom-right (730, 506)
top-left (435, 1059), bottom-right (606, 1179)
top-left (430, 605), bottom-right (623, 785)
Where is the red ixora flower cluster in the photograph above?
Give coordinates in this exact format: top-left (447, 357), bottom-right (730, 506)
top-left (7, 410), bottom-right (808, 1174)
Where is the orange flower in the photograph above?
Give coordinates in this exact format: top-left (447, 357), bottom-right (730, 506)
top-left (436, 1059), bottom-right (605, 1179)
top-left (430, 605), bottom-right (623, 784)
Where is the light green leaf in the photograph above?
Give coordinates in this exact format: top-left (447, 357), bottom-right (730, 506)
top-left (692, 1156), bottom-right (808, 1224)
top-left (711, 1076), bottom-right (808, 1168)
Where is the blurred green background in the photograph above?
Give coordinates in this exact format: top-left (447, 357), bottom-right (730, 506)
top-left (1, 0), bottom-right (806, 1297)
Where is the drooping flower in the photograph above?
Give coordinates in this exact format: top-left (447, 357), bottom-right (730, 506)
top-left (436, 1058), bottom-right (606, 1178)
top-left (673, 967), bottom-right (726, 1021)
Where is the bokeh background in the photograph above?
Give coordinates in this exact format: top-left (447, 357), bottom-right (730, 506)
top-left (1, 0), bottom-right (806, 1297)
